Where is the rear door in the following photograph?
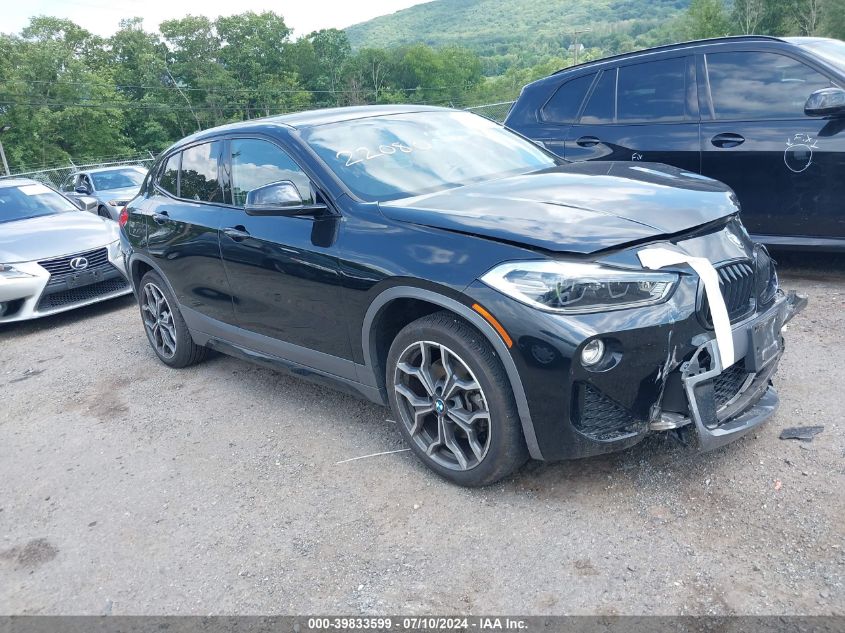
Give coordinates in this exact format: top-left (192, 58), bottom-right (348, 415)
top-left (699, 49), bottom-right (845, 239)
top-left (564, 56), bottom-right (701, 172)
top-left (142, 141), bottom-right (236, 325)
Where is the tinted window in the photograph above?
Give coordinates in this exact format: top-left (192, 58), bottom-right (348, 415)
top-left (159, 153), bottom-right (180, 196)
top-left (542, 73), bottom-right (595, 123)
top-left (90, 168), bottom-right (145, 191)
top-left (580, 69), bottom-right (616, 124)
top-left (180, 142), bottom-right (223, 203)
top-left (618, 58), bottom-right (687, 122)
top-left (230, 139), bottom-right (312, 207)
top-left (707, 51), bottom-right (833, 120)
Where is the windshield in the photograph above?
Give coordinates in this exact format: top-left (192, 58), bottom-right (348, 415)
top-left (0, 183), bottom-right (79, 224)
top-left (302, 111), bottom-right (558, 202)
top-left (796, 38), bottom-right (845, 73)
top-left (90, 168), bottom-right (146, 191)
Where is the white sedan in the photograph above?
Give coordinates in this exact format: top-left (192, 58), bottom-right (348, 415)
top-left (0, 179), bottom-right (132, 324)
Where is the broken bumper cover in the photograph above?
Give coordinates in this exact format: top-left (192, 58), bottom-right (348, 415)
top-left (463, 267), bottom-right (807, 461)
top-left (680, 290), bottom-right (806, 451)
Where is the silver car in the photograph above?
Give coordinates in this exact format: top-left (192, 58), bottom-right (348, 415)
top-left (0, 179), bottom-right (131, 324)
top-left (61, 165), bottom-right (147, 221)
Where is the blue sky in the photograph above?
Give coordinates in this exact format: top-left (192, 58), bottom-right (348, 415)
top-left (4, 0), bottom-right (430, 37)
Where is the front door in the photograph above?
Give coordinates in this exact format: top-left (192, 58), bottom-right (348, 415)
top-left (218, 137), bottom-right (352, 361)
top-left (565, 57), bottom-right (701, 173)
top-left (699, 50), bottom-right (845, 239)
top-left (143, 141), bottom-right (235, 325)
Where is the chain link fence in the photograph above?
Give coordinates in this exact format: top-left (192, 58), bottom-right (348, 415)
top-left (1, 102), bottom-right (514, 188)
top-left (464, 101), bottom-right (516, 124)
top-left (0, 153), bottom-right (157, 189)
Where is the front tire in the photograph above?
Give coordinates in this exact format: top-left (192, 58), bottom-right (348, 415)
top-left (386, 311), bottom-right (528, 487)
top-left (138, 271), bottom-right (207, 368)
top-left (97, 205), bottom-right (111, 219)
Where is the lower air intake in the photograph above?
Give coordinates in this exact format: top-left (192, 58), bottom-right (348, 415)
top-left (37, 277), bottom-right (129, 311)
top-left (574, 383), bottom-right (642, 441)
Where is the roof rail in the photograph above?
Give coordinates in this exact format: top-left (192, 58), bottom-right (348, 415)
top-left (552, 35), bottom-right (786, 75)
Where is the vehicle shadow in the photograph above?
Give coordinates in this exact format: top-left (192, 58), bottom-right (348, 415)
top-left (770, 249), bottom-right (845, 280)
top-left (0, 294), bottom-right (137, 340)
top-left (507, 429), bottom-right (752, 497)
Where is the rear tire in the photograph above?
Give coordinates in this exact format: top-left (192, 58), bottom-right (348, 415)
top-left (138, 271), bottom-right (207, 368)
top-left (386, 311), bottom-right (528, 487)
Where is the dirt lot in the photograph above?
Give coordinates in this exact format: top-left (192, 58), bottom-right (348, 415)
top-left (1, 252), bottom-right (843, 616)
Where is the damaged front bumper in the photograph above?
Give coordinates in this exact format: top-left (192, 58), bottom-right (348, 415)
top-left (464, 213), bottom-right (808, 462)
top-left (673, 290), bottom-right (807, 450)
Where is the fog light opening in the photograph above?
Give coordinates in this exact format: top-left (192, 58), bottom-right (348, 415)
top-left (581, 339), bottom-right (606, 367)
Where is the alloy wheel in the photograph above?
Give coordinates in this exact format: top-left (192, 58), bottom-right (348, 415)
top-left (141, 282), bottom-right (177, 359)
top-left (394, 341), bottom-right (491, 471)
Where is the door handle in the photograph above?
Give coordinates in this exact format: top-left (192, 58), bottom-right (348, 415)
top-left (223, 226), bottom-right (250, 241)
top-left (711, 133), bottom-right (745, 148)
top-left (152, 211), bottom-right (170, 225)
top-left (576, 135), bottom-right (601, 147)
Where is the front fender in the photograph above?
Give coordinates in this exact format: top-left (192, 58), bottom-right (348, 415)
top-left (361, 285), bottom-right (544, 460)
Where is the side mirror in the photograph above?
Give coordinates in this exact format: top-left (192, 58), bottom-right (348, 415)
top-left (71, 195), bottom-right (98, 212)
top-left (75, 185), bottom-right (90, 195)
top-left (244, 180), bottom-right (327, 216)
top-left (804, 87), bottom-right (845, 117)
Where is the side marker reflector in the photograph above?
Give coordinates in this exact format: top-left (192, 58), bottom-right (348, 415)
top-left (472, 303), bottom-right (513, 348)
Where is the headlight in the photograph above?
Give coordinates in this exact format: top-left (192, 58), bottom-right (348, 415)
top-left (480, 261), bottom-right (678, 314)
top-left (754, 245), bottom-right (778, 306)
top-left (0, 264), bottom-right (35, 279)
top-left (107, 199), bottom-right (128, 207)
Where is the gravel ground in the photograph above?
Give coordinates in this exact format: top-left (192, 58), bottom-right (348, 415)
top-left (0, 252), bottom-right (843, 616)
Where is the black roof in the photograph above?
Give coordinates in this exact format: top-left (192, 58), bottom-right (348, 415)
top-left (553, 35), bottom-right (787, 76)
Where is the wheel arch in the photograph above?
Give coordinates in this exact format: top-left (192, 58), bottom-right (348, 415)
top-left (129, 254), bottom-right (176, 301)
top-left (362, 286), bottom-right (544, 460)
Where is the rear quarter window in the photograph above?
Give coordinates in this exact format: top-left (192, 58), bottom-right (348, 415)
top-left (158, 153), bottom-right (180, 196)
top-left (541, 73), bottom-right (596, 124)
top-left (180, 142), bottom-right (224, 203)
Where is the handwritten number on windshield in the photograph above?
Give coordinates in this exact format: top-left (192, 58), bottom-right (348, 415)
top-left (336, 141), bottom-right (432, 167)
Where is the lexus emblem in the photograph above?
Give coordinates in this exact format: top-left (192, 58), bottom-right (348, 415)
top-left (69, 257), bottom-right (89, 271)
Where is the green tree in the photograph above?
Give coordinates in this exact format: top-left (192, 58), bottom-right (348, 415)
top-left (108, 18), bottom-right (178, 150)
top-left (304, 29), bottom-right (352, 105)
top-left (0, 17), bottom-right (130, 170)
top-left (683, 0), bottom-right (730, 40)
top-left (791, 0), bottom-right (826, 35)
top-left (824, 0), bottom-right (845, 37)
top-left (732, 0), bottom-right (766, 33)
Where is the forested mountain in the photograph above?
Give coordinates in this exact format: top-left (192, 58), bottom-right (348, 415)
top-left (1, 0), bottom-right (843, 172)
top-left (346, 0), bottom-right (691, 74)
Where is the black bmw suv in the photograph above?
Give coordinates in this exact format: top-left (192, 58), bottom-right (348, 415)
top-left (506, 36), bottom-right (845, 250)
top-left (120, 105), bottom-right (804, 486)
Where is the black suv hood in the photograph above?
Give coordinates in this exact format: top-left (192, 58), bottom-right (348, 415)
top-left (379, 162), bottom-right (739, 254)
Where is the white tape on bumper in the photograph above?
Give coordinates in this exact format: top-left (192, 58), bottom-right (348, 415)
top-left (638, 247), bottom-right (735, 368)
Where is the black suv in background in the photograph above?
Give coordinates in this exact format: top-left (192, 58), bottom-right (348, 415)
top-left (506, 36), bottom-right (845, 250)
